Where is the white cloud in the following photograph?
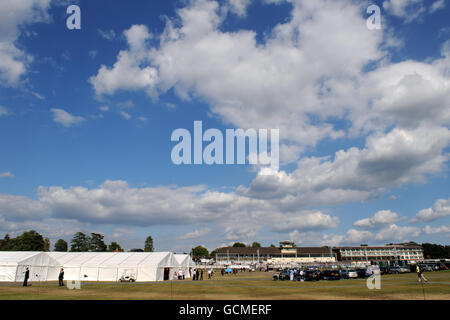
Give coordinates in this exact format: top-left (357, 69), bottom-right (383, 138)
top-left (177, 227), bottom-right (212, 240)
top-left (120, 111), bottom-right (132, 120)
top-left (0, 0), bottom-right (51, 86)
top-left (271, 211), bottom-right (339, 232)
top-left (0, 193), bottom-right (46, 221)
top-left (227, 0), bottom-right (253, 16)
top-left (0, 172), bottom-right (14, 178)
top-left (429, 0), bottom-right (446, 13)
top-left (382, 0), bottom-right (425, 22)
top-left (354, 210), bottom-right (403, 229)
top-left (98, 29), bottom-right (116, 41)
top-left (89, 25), bottom-right (157, 97)
top-left (51, 108), bottom-right (85, 127)
top-left (0, 106), bottom-right (9, 116)
top-left (375, 224), bottom-right (421, 241)
top-left (243, 126), bottom-right (450, 209)
top-left (412, 198), bottom-right (450, 222)
top-left (423, 225), bottom-right (450, 235)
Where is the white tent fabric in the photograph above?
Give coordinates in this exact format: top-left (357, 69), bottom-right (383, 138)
top-left (0, 251), bottom-right (179, 282)
top-left (174, 254), bottom-right (196, 278)
top-left (0, 252), bottom-right (60, 282)
top-left (47, 251), bottom-right (178, 282)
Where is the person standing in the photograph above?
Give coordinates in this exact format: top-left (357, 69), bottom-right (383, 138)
top-left (23, 267), bottom-right (30, 287)
top-left (58, 268), bottom-right (65, 287)
top-left (221, 268), bottom-right (225, 276)
top-left (417, 265), bottom-right (428, 283)
top-left (200, 269), bottom-right (204, 280)
top-left (192, 269), bottom-right (196, 281)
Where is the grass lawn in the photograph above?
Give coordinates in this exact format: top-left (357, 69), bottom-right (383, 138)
top-left (0, 270), bottom-right (449, 300)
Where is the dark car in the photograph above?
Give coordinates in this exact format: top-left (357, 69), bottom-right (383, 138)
top-left (273, 270), bottom-right (290, 280)
top-left (320, 270), bottom-right (341, 280)
top-left (356, 268), bottom-right (368, 278)
top-left (304, 270), bottom-right (320, 281)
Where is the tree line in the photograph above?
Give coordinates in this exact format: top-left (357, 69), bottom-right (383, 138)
top-left (192, 241), bottom-right (270, 258)
top-left (0, 230), bottom-right (155, 253)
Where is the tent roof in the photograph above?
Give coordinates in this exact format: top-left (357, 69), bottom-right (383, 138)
top-left (48, 252), bottom-right (177, 268)
top-left (0, 252), bottom-right (41, 266)
top-left (175, 254), bottom-right (196, 267)
top-left (0, 252), bottom-right (60, 267)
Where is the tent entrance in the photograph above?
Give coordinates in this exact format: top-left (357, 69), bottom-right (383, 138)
top-left (163, 267), bottom-right (170, 281)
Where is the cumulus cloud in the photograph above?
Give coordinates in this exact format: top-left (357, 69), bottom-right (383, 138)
top-left (375, 224), bottom-right (421, 241)
top-left (177, 227), bottom-right (212, 240)
top-left (382, 0), bottom-right (425, 22)
top-left (0, 0), bottom-right (52, 86)
top-left (0, 194), bottom-right (46, 221)
top-left (50, 108), bottom-right (85, 127)
top-left (271, 211), bottom-right (339, 232)
top-left (423, 225), bottom-right (450, 235)
top-left (88, 0), bottom-right (450, 172)
top-left (242, 126), bottom-right (450, 210)
top-left (412, 198), bottom-right (450, 222)
top-left (89, 25), bottom-right (157, 97)
top-left (354, 210), bottom-right (403, 229)
top-left (317, 223), bottom-right (421, 246)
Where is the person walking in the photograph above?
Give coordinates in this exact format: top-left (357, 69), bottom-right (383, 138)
top-left (23, 267), bottom-right (30, 287)
top-left (58, 268), bottom-right (65, 287)
top-left (417, 265), bottom-right (428, 283)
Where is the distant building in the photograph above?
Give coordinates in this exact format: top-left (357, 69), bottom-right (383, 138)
top-left (333, 242), bottom-right (424, 266)
top-left (215, 241), bottom-right (336, 264)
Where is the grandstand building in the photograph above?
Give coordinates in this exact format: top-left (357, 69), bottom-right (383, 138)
top-left (215, 241), bottom-right (336, 264)
top-left (333, 242), bottom-right (424, 266)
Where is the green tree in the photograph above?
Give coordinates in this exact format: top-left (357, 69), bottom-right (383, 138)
top-left (9, 230), bottom-right (45, 251)
top-left (54, 239), bottom-right (68, 252)
top-left (44, 237), bottom-right (51, 251)
top-left (422, 243), bottom-right (450, 259)
top-left (108, 241), bottom-right (124, 252)
top-left (70, 232), bottom-right (90, 252)
top-left (144, 236), bottom-right (154, 252)
top-left (192, 245), bottom-right (209, 257)
top-left (232, 242), bottom-right (246, 248)
top-left (0, 234), bottom-right (11, 250)
top-left (89, 233), bottom-right (107, 252)
top-left (251, 242), bottom-right (261, 248)
top-left (129, 248), bottom-right (144, 252)
top-left (270, 244), bottom-right (276, 248)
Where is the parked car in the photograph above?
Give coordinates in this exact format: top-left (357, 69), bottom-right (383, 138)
top-left (273, 270), bottom-right (290, 280)
top-left (341, 269), bottom-right (358, 279)
top-left (304, 270), bottom-right (320, 281)
top-left (320, 270), bottom-right (341, 280)
top-left (390, 266), bottom-right (410, 274)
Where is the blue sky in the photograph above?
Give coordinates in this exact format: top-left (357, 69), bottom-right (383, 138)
top-left (0, 0), bottom-right (449, 252)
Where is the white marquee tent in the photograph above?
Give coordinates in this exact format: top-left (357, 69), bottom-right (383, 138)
top-left (0, 251), bottom-right (60, 282)
top-left (174, 254), bottom-right (196, 278)
top-left (0, 251), bottom-right (179, 282)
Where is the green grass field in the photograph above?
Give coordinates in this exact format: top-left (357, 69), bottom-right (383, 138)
top-left (1, 270), bottom-right (449, 300)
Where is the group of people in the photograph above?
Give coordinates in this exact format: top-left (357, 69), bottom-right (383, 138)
top-left (22, 267), bottom-right (65, 287)
top-left (173, 269), bottom-right (186, 280)
top-left (191, 268), bottom-right (214, 280)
